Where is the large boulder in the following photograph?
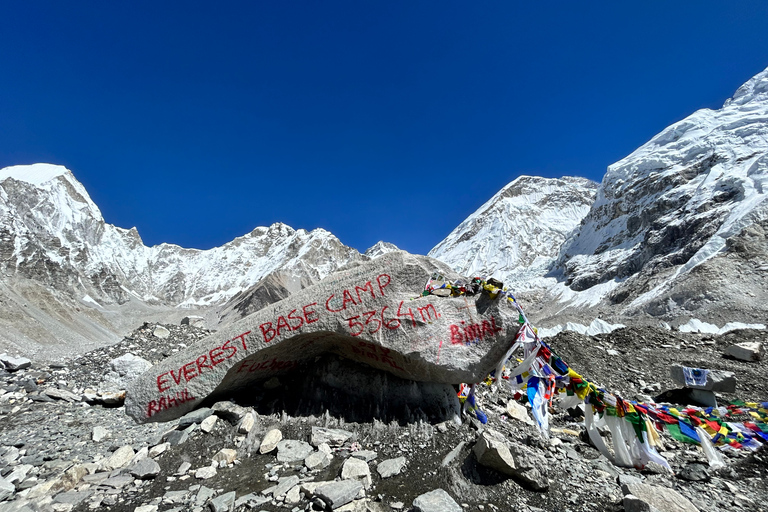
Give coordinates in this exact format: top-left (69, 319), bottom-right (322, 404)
top-left (125, 252), bottom-right (522, 423)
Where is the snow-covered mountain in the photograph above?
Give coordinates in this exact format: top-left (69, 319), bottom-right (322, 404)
top-left (0, 164), bottom-right (364, 357)
top-left (550, 66), bottom-right (768, 323)
top-left (428, 176), bottom-right (597, 291)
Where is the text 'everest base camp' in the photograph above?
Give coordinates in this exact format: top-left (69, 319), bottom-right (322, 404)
top-left (126, 252), bottom-right (519, 423)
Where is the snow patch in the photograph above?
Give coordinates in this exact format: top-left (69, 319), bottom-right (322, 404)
top-left (678, 319), bottom-right (766, 334)
top-left (0, 163), bottom-right (69, 186)
top-left (81, 295), bottom-right (102, 308)
top-left (538, 318), bottom-right (626, 338)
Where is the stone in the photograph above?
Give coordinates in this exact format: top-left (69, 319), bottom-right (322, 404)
top-left (200, 415), bottom-right (218, 433)
top-left (102, 475), bottom-right (134, 488)
top-left (621, 482), bottom-right (699, 512)
top-left (725, 342), bottom-right (763, 362)
top-left (181, 316), bottom-right (206, 328)
top-left (164, 428), bottom-right (190, 446)
top-left (105, 353), bottom-right (152, 390)
top-left (305, 450), bottom-right (332, 470)
top-left (441, 441), bottom-right (465, 467)
top-left (314, 480), bottom-right (363, 510)
top-left (148, 442), bottom-right (170, 458)
top-left (195, 466), bottom-right (217, 479)
top-left (505, 399), bottom-right (534, 425)
top-left (103, 446), bottom-right (135, 471)
top-left (670, 365), bottom-right (736, 392)
top-left (153, 325), bottom-right (171, 338)
top-left (238, 411), bottom-right (256, 433)
top-left (351, 450), bottom-right (377, 462)
top-left (125, 253), bottom-right (522, 422)
top-left (678, 463), bottom-right (709, 482)
top-left (196, 485), bottom-right (215, 505)
top-left (0, 476), bottom-right (15, 501)
top-left (473, 429), bottom-right (548, 490)
top-left (209, 490), bottom-right (236, 512)
top-left (341, 457), bottom-right (372, 488)
top-left (43, 387), bottom-right (80, 402)
top-left (260, 429), bottom-right (283, 453)
top-left (129, 458), bottom-right (161, 480)
top-left (178, 407), bottom-right (213, 428)
top-left (312, 427), bottom-right (355, 447)
top-left (49, 465), bottom-right (88, 493)
top-left (211, 402), bottom-right (248, 424)
top-left (412, 489), bottom-right (462, 512)
top-left (176, 461), bottom-right (191, 475)
top-left (285, 484), bottom-right (302, 505)
top-left (92, 426), bottom-right (109, 442)
top-left (376, 457), bottom-right (406, 478)
top-left (273, 475), bottom-right (300, 498)
top-left (212, 449), bottom-right (237, 465)
top-left (0, 354), bottom-right (32, 371)
top-left (98, 390), bottom-right (126, 405)
top-left (277, 439), bottom-right (314, 463)
top-left (134, 506), bottom-right (158, 512)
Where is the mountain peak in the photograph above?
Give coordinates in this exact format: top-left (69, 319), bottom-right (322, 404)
top-left (0, 163), bottom-right (71, 186)
top-left (725, 65), bottom-right (768, 107)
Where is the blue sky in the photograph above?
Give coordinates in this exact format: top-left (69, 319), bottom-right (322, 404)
top-left (2, 2), bottom-right (767, 255)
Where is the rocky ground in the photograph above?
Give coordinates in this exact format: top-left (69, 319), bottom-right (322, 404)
top-left (0, 322), bottom-right (767, 512)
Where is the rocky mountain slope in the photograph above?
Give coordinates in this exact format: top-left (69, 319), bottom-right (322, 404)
top-left (1, 322), bottom-right (767, 512)
top-left (428, 176), bottom-right (597, 292)
top-left (431, 67), bottom-right (768, 330)
top-left (552, 66), bottom-right (768, 325)
top-left (0, 164), bottom-right (364, 358)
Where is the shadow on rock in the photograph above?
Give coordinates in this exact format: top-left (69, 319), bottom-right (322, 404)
top-left (201, 355), bottom-right (462, 425)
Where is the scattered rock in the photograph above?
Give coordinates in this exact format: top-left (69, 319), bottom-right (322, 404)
top-left (181, 316), bottom-right (206, 328)
top-left (314, 480), bottom-right (364, 510)
top-left (178, 407), bottom-right (213, 428)
top-left (341, 457), bottom-right (372, 488)
top-left (153, 325), bottom-right (171, 339)
top-left (92, 425), bottom-right (109, 442)
top-left (260, 429), bottom-right (283, 453)
top-left (212, 401), bottom-right (248, 424)
top-left (0, 354), bottom-right (32, 371)
top-left (129, 458), bottom-right (161, 480)
top-left (103, 445), bottom-right (135, 471)
top-left (277, 439), bottom-right (314, 463)
top-left (212, 448), bottom-right (237, 465)
top-left (209, 490), bottom-right (236, 512)
top-left (473, 429), bottom-right (549, 490)
top-left (195, 466), bottom-right (217, 480)
top-left (670, 365), bottom-right (736, 392)
top-left (312, 426), bottom-right (354, 447)
top-left (412, 488), bottom-right (462, 512)
top-left (505, 399), bottom-right (534, 425)
top-left (621, 481), bottom-right (700, 512)
top-left (376, 457), bottom-right (406, 478)
top-left (725, 341), bottom-right (763, 362)
top-left (200, 415), bottom-right (218, 433)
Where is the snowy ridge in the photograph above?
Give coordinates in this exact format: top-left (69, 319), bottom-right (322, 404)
top-left (0, 164), bottom-right (362, 308)
top-left (559, 66), bottom-right (768, 302)
top-left (429, 176), bottom-right (597, 291)
top-left (364, 241), bottom-right (400, 259)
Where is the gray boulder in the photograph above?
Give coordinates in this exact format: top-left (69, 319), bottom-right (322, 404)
top-left (129, 458), bottom-right (161, 480)
top-left (126, 252), bottom-right (521, 423)
top-left (670, 365), bottom-right (736, 392)
top-left (277, 440), bottom-right (314, 463)
top-left (376, 457), bottom-right (406, 478)
top-left (101, 353), bottom-right (152, 391)
top-left (621, 482), bottom-right (699, 512)
top-left (412, 489), bottom-right (462, 512)
top-left (209, 490), bottom-right (236, 512)
top-left (473, 429), bottom-right (549, 490)
top-left (0, 354), bottom-right (31, 372)
top-left (725, 341), bottom-right (763, 362)
top-left (313, 480), bottom-right (363, 510)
